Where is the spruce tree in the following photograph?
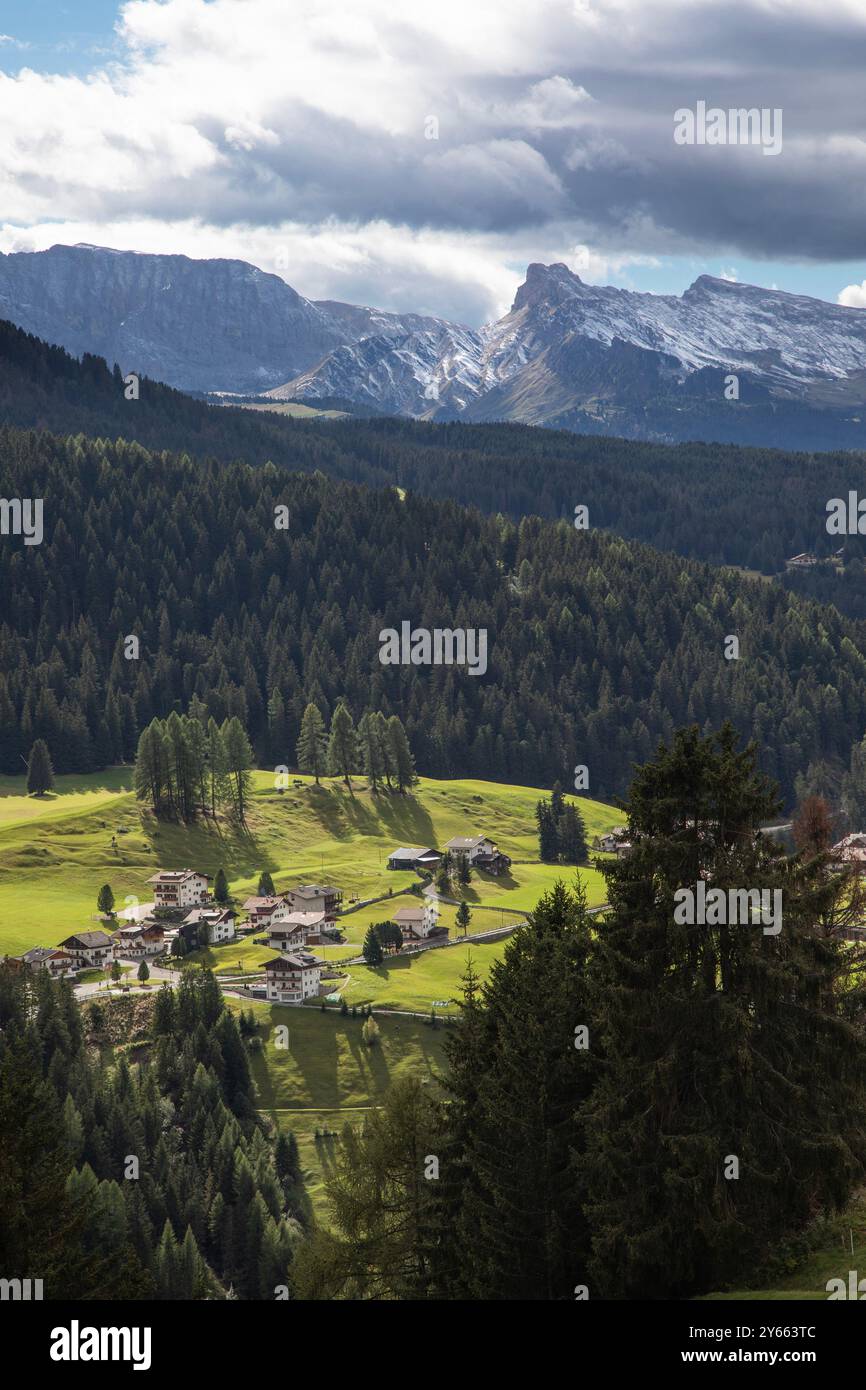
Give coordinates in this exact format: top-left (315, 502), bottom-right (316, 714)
top-left (26, 738), bottom-right (54, 796)
top-left (258, 871), bottom-right (276, 897)
top-left (362, 926), bottom-right (384, 967)
top-left (435, 881), bottom-right (597, 1299)
top-left (214, 868), bottom-right (229, 905)
top-left (328, 701), bottom-right (358, 789)
top-left (296, 702), bottom-right (327, 783)
top-left (585, 724), bottom-right (866, 1299)
top-left (97, 883), bottom-right (115, 916)
top-left (387, 716), bottom-right (416, 793)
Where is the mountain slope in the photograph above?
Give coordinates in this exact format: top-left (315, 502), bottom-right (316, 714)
top-left (6, 244), bottom-right (866, 447)
top-left (278, 263), bottom-right (866, 446)
top-left (0, 243), bottom-right (348, 394)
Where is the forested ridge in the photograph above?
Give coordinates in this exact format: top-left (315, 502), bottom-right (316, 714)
top-left (3, 423), bottom-right (866, 805)
top-left (4, 316), bottom-right (866, 614)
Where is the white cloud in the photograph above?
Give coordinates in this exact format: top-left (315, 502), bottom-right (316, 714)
top-left (839, 280), bottom-right (866, 308)
top-left (1, 0), bottom-right (865, 314)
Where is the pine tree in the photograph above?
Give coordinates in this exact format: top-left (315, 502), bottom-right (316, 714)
top-left (362, 926), bottom-right (384, 967)
top-left (328, 701), bottom-right (358, 789)
top-left (536, 799), bottom-right (558, 861)
top-left (137, 960), bottom-right (150, 984)
top-left (222, 717), bottom-right (254, 823)
top-left (97, 883), bottom-right (115, 916)
top-left (258, 871), bottom-right (276, 897)
top-left (387, 716), bottom-right (416, 793)
top-left (557, 804), bottom-right (588, 864)
top-left (456, 901), bottom-right (471, 936)
top-left (296, 702), bottom-right (327, 783)
top-left (26, 738), bottom-right (54, 796)
top-left (214, 868), bottom-right (229, 905)
top-left (358, 711), bottom-right (386, 791)
top-left (586, 724), bottom-right (866, 1299)
top-left (435, 881), bottom-right (597, 1299)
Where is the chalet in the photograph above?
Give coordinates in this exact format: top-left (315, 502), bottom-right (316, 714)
top-left (785, 549), bottom-right (844, 572)
top-left (392, 902), bottom-right (441, 940)
top-left (148, 869), bottom-right (211, 910)
top-left (596, 826), bottom-right (628, 854)
top-left (386, 846), bottom-right (442, 872)
top-left (181, 907), bottom-right (237, 945)
top-left (112, 923), bottom-right (166, 959)
top-left (263, 952), bottom-right (322, 1003)
top-left (784, 551), bottom-right (820, 571)
top-left (284, 884), bottom-right (343, 919)
top-left (445, 835), bottom-right (511, 876)
top-left (831, 833), bottom-right (866, 873)
top-left (242, 895), bottom-right (287, 927)
top-left (59, 930), bottom-right (114, 969)
top-left (19, 946), bottom-right (76, 977)
top-left (266, 911), bottom-right (328, 950)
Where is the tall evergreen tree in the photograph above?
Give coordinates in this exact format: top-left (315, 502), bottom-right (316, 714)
top-left (26, 738), bottom-right (54, 796)
top-left (585, 724), bottom-right (866, 1299)
top-left (328, 701), bottom-right (358, 789)
top-left (387, 716), bottom-right (417, 794)
top-left (296, 703), bottom-right (327, 784)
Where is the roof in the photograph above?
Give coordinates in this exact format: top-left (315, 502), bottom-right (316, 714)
top-left (147, 869), bottom-right (210, 884)
top-left (393, 907), bottom-right (427, 923)
top-left (446, 835), bottom-right (487, 850)
top-left (833, 834), bottom-right (866, 862)
top-left (60, 930), bottom-right (113, 949)
top-left (182, 907), bottom-right (235, 925)
top-left (21, 946), bottom-right (73, 965)
top-left (242, 895), bottom-right (285, 910)
top-left (288, 884), bottom-right (339, 899)
top-left (269, 911), bottom-right (326, 929)
top-left (264, 952), bottom-right (322, 971)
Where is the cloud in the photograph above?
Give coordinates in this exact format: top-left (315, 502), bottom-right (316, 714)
top-left (839, 280), bottom-right (866, 308)
top-left (1, 0), bottom-right (865, 315)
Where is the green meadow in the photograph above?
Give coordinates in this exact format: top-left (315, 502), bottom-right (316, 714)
top-left (0, 769), bottom-right (618, 957)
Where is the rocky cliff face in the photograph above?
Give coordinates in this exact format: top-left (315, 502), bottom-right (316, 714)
top-left (7, 245), bottom-right (866, 446)
top-left (0, 244), bottom-right (345, 393)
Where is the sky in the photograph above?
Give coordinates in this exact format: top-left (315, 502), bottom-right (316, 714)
top-left (2, 0), bottom-right (866, 325)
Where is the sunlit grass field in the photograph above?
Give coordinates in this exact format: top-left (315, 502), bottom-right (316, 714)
top-left (0, 768), bottom-right (619, 958)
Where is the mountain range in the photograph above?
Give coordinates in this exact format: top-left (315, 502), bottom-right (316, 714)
top-left (4, 243), bottom-right (866, 448)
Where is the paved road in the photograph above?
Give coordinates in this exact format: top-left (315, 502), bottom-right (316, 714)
top-left (73, 956), bottom-right (180, 999)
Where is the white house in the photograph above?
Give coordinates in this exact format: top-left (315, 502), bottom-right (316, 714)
top-left (392, 901), bottom-right (440, 940)
top-left (242, 896), bottom-right (286, 926)
top-left (19, 946), bottom-right (77, 977)
top-left (831, 833), bottom-right (866, 873)
top-left (59, 930), bottom-right (114, 969)
top-left (112, 924), bottom-right (166, 958)
top-left (148, 870), bottom-right (211, 910)
top-left (263, 952), bottom-right (322, 1003)
top-left (283, 884), bottom-right (343, 920)
top-left (182, 907), bottom-right (236, 945)
top-left (266, 911), bottom-right (328, 950)
top-left (445, 835), bottom-right (511, 876)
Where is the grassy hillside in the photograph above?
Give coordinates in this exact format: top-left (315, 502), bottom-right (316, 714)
top-left (0, 769), bottom-right (618, 957)
top-left (228, 999), bottom-right (449, 1221)
top-left (701, 1196), bottom-right (866, 1300)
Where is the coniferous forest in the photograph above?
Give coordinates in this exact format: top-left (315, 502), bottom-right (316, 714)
top-left (0, 966), bottom-right (305, 1299)
top-left (4, 421), bottom-right (866, 806)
